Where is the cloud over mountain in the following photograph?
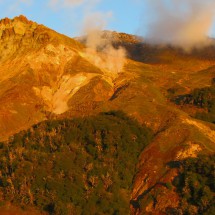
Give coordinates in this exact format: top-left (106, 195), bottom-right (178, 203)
top-left (141, 0), bottom-right (215, 49)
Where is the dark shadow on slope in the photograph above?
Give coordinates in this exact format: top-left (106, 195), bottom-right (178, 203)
top-left (113, 42), bottom-right (215, 64)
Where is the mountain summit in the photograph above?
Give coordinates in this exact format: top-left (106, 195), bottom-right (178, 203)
top-left (0, 15), bottom-right (85, 140)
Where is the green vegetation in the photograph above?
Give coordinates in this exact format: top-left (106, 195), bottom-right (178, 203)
top-left (0, 111), bottom-right (152, 214)
top-left (170, 154), bottom-right (215, 215)
top-left (173, 78), bottom-right (215, 123)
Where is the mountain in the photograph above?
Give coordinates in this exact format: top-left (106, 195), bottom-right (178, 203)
top-left (0, 15), bottom-right (214, 214)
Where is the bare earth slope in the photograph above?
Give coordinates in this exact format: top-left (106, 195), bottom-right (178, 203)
top-left (0, 16), bottom-right (214, 214)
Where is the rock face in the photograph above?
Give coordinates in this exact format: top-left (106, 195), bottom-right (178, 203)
top-left (0, 15), bottom-right (215, 214)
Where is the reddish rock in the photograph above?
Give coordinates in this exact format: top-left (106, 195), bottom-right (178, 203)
top-left (0, 17), bottom-right (11, 25)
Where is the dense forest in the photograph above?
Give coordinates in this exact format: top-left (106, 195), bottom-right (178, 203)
top-left (0, 111), bottom-right (152, 214)
top-left (173, 78), bottom-right (215, 123)
top-left (167, 154), bottom-right (215, 215)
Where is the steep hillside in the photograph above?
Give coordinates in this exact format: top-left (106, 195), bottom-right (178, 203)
top-left (0, 15), bottom-right (84, 141)
top-left (0, 16), bottom-right (215, 214)
top-left (0, 16), bottom-right (124, 141)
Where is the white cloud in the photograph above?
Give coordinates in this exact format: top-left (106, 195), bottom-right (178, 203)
top-left (48, 0), bottom-right (99, 9)
top-left (141, 0), bottom-right (215, 49)
top-left (0, 0), bottom-right (33, 15)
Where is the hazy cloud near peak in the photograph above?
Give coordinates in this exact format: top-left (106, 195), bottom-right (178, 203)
top-left (47, 0), bottom-right (126, 74)
top-left (0, 0), bottom-right (33, 6)
top-left (0, 0), bottom-right (32, 3)
top-left (80, 9), bottom-right (126, 75)
top-left (49, 0), bottom-right (83, 8)
top-left (48, 0), bottom-right (100, 9)
top-left (81, 11), bottom-right (112, 38)
top-left (1, 0), bottom-right (33, 14)
top-left (141, 0), bottom-right (215, 49)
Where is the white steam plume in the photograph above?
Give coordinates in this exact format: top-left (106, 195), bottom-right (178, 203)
top-left (142, 0), bottom-right (215, 49)
top-left (81, 12), bottom-right (127, 75)
top-left (49, 0), bottom-right (127, 75)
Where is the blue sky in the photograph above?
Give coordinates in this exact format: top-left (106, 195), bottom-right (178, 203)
top-left (0, 0), bottom-right (215, 40)
top-left (0, 0), bottom-right (144, 37)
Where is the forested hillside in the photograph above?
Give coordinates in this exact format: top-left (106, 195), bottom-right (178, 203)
top-left (173, 78), bottom-right (215, 123)
top-left (0, 111), bottom-right (152, 214)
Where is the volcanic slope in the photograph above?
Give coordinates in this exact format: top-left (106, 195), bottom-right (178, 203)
top-left (0, 16), bottom-right (214, 214)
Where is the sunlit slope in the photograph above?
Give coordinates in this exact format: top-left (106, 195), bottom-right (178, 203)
top-left (0, 16), bottom-right (125, 140)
